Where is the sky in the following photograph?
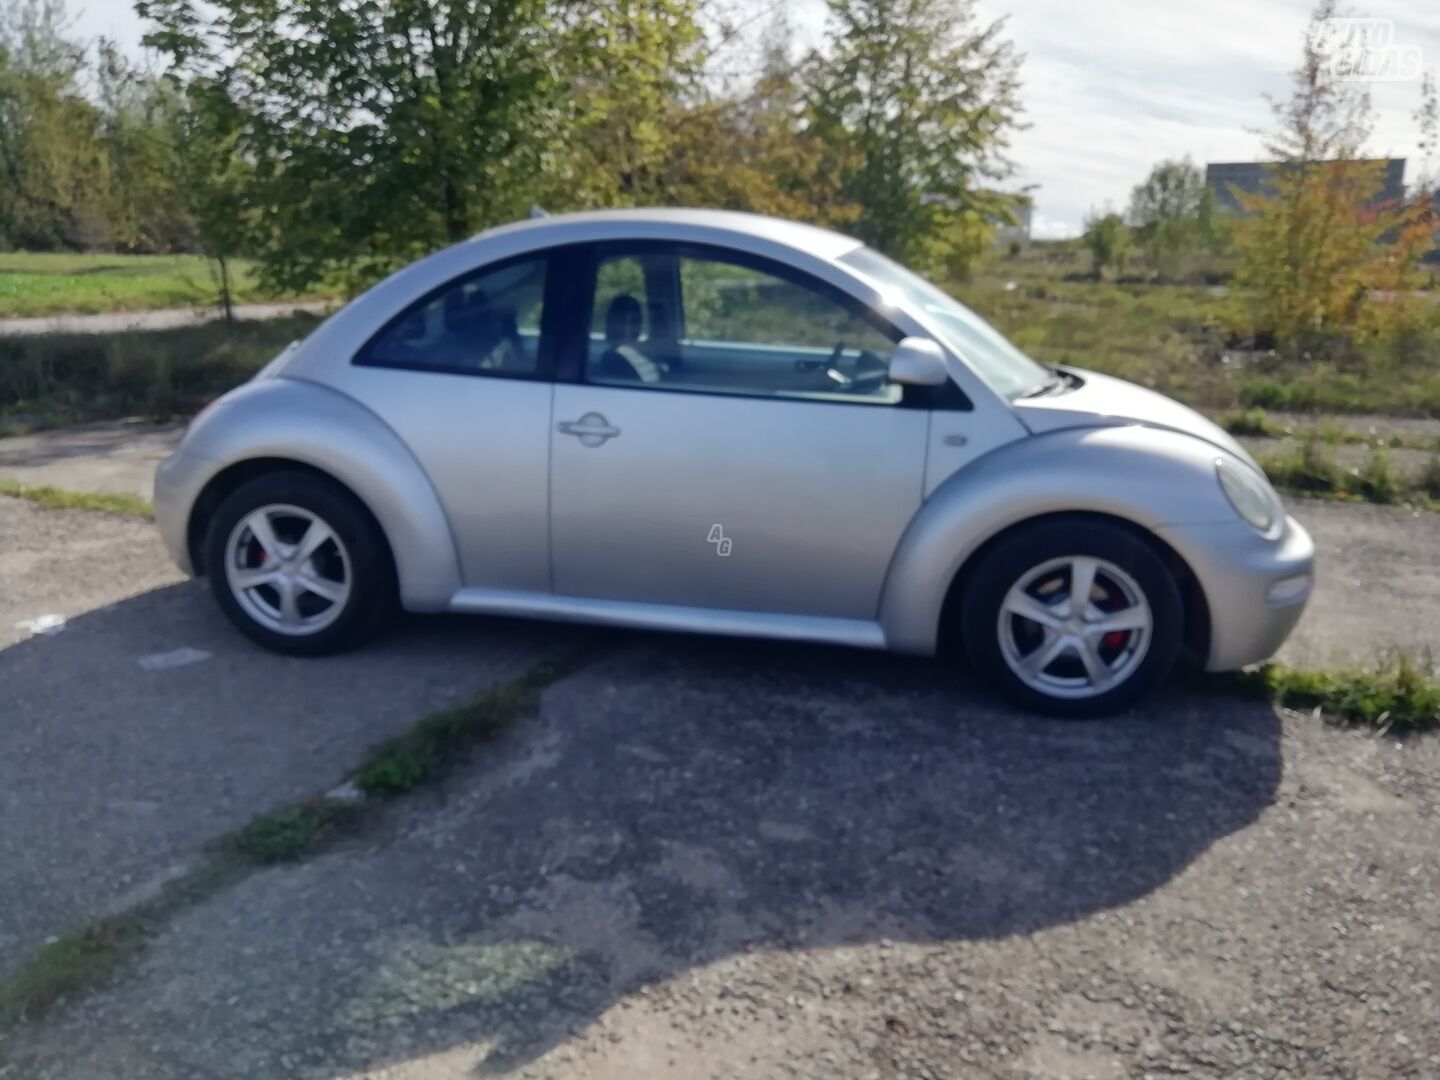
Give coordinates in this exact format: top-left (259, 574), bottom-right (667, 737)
top-left (71, 0), bottom-right (1440, 239)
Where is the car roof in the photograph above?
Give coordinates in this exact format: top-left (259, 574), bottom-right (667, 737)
top-left (465, 208), bottom-right (866, 263)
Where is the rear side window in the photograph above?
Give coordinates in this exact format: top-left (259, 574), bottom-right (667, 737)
top-left (356, 257), bottom-right (547, 377)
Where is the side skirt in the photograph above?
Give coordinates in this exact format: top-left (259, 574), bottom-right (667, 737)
top-left (447, 588), bottom-right (889, 650)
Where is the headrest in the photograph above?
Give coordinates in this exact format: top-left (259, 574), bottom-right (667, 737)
top-left (605, 295), bottom-right (643, 345)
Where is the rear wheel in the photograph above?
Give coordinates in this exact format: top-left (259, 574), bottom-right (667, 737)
top-left (205, 471), bottom-right (394, 655)
top-left (961, 519), bottom-right (1183, 717)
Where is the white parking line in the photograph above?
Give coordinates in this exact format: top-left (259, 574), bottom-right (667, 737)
top-left (137, 647), bottom-right (213, 672)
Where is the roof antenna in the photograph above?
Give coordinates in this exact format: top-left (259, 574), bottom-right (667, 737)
top-left (529, 205), bottom-right (550, 219)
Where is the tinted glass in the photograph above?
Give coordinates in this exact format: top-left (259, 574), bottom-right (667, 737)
top-left (359, 257), bottom-right (546, 376)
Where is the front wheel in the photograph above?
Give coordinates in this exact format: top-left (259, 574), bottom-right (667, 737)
top-left (961, 519), bottom-right (1183, 717)
top-left (204, 470), bottom-right (395, 656)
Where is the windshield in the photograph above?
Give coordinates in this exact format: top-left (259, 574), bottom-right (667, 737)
top-left (841, 247), bottom-right (1051, 399)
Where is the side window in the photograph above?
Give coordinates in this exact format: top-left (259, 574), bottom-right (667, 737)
top-left (357, 257), bottom-right (547, 376)
top-left (584, 249), bottom-right (901, 404)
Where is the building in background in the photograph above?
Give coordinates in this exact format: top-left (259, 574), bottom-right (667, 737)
top-left (1204, 159), bottom-right (1407, 214)
top-left (993, 202), bottom-right (1033, 248)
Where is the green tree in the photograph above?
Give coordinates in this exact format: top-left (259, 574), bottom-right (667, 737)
top-left (0, 0), bottom-right (113, 250)
top-left (543, 0), bottom-right (708, 208)
top-left (139, 0), bottom-right (566, 291)
top-left (93, 42), bottom-right (195, 253)
top-left (1126, 158), bottom-right (1205, 278)
top-left (1232, 0), bottom-right (1430, 345)
top-left (1082, 210), bottom-right (1131, 278)
top-left (642, 19), bottom-right (858, 226)
top-left (803, 0), bottom-right (1023, 275)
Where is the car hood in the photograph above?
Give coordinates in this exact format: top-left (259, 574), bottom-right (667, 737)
top-left (1012, 368), bottom-right (1259, 471)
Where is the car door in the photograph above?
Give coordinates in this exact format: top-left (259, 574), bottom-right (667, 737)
top-left (548, 242), bottom-right (931, 621)
top-left (339, 252), bottom-right (557, 592)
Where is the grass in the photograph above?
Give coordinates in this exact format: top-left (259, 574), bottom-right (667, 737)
top-left (1219, 406), bottom-right (1291, 438)
top-left (962, 244), bottom-right (1440, 418)
top-left (1254, 438), bottom-right (1438, 509)
top-left (1231, 654), bottom-right (1440, 732)
top-left (354, 656), bottom-right (580, 796)
top-left (0, 252), bottom-right (340, 318)
top-left (2, 243), bottom-right (1437, 439)
top-left (0, 313), bottom-right (318, 434)
top-left (224, 800), bottom-right (361, 864)
top-left (0, 652), bottom-right (587, 1026)
top-left (0, 479), bottom-right (153, 517)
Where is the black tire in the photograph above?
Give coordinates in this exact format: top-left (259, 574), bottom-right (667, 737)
top-left (960, 517), bottom-right (1183, 718)
top-left (204, 469), bottom-right (395, 656)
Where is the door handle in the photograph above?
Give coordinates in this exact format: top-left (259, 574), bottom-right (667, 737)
top-left (557, 412), bottom-right (621, 444)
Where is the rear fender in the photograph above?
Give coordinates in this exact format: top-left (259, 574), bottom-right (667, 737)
top-left (177, 377), bottom-right (461, 611)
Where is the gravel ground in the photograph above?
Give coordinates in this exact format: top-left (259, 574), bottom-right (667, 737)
top-left (1, 490), bottom-right (1438, 1078)
top-left (7, 639), bottom-right (1439, 1080)
top-left (0, 419), bottom-right (184, 500)
top-left (1276, 499), bottom-right (1440, 667)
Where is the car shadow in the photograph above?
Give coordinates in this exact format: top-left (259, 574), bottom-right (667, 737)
top-left (3, 589), bottom-right (1283, 1077)
top-left (0, 580), bottom-right (577, 974)
top-left (447, 635), bottom-right (1283, 1073)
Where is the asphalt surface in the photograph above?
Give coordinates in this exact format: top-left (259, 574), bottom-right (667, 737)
top-left (7, 635), bottom-right (1440, 1079)
top-left (1, 485), bottom-right (1438, 1077)
top-left (0, 497), bottom-right (571, 978)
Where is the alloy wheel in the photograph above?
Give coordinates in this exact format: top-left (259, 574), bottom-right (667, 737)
top-left (996, 555), bottom-right (1153, 701)
top-left (223, 503), bottom-right (351, 636)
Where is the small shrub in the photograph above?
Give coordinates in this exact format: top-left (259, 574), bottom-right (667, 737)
top-left (1422, 453), bottom-right (1440, 499)
top-left (1349, 447), bottom-right (1399, 504)
top-left (1258, 436), bottom-right (1342, 494)
top-left (1220, 407), bottom-right (1286, 438)
top-left (226, 800), bottom-right (355, 863)
top-left (0, 921), bottom-right (136, 1020)
top-left (1240, 654), bottom-right (1440, 731)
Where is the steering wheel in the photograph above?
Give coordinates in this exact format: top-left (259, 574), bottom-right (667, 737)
top-left (822, 340), bottom-right (853, 387)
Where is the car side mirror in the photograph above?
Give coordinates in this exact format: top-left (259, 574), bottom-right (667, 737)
top-left (887, 337), bottom-right (949, 387)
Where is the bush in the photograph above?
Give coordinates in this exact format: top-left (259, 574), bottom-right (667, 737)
top-left (0, 315), bottom-right (318, 432)
top-left (1220, 407), bottom-right (1286, 438)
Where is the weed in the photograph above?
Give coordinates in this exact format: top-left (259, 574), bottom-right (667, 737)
top-left (1351, 447), bottom-right (1399, 504)
top-left (354, 657), bottom-right (575, 796)
top-left (0, 315), bottom-right (318, 431)
top-left (1257, 436), bottom-right (1341, 494)
top-left (0, 479), bottom-right (153, 517)
top-left (1230, 653), bottom-right (1440, 731)
top-left (1219, 407), bottom-right (1288, 438)
top-left (1422, 453), bottom-right (1440, 499)
top-left (224, 800), bottom-right (358, 863)
top-left (0, 921), bottom-right (138, 1020)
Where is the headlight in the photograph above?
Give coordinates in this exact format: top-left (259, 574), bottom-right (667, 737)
top-left (1216, 458), bottom-right (1279, 534)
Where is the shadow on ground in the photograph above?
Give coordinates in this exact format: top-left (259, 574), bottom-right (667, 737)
top-left (10, 628), bottom-right (1285, 1079)
top-left (0, 581), bottom-right (568, 974)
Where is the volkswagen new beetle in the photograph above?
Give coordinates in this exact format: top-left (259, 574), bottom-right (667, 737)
top-left (154, 209), bottom-right (1314, 715)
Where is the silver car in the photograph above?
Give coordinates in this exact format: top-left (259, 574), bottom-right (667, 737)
top-left (154, 209), bottom-right (1314, 716)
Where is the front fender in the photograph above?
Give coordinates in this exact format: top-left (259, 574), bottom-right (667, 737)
top-left (162, 377), bottom-right (461, 611)
top-left (879, 425), bottom-right (1242, 654)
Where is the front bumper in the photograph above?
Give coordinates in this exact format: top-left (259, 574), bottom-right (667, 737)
top-left (1156, 514), bottom-right (1315, 672)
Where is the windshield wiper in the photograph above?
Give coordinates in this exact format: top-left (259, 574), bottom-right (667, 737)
top-left (1020, 370), bottom-right (1067, 398)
